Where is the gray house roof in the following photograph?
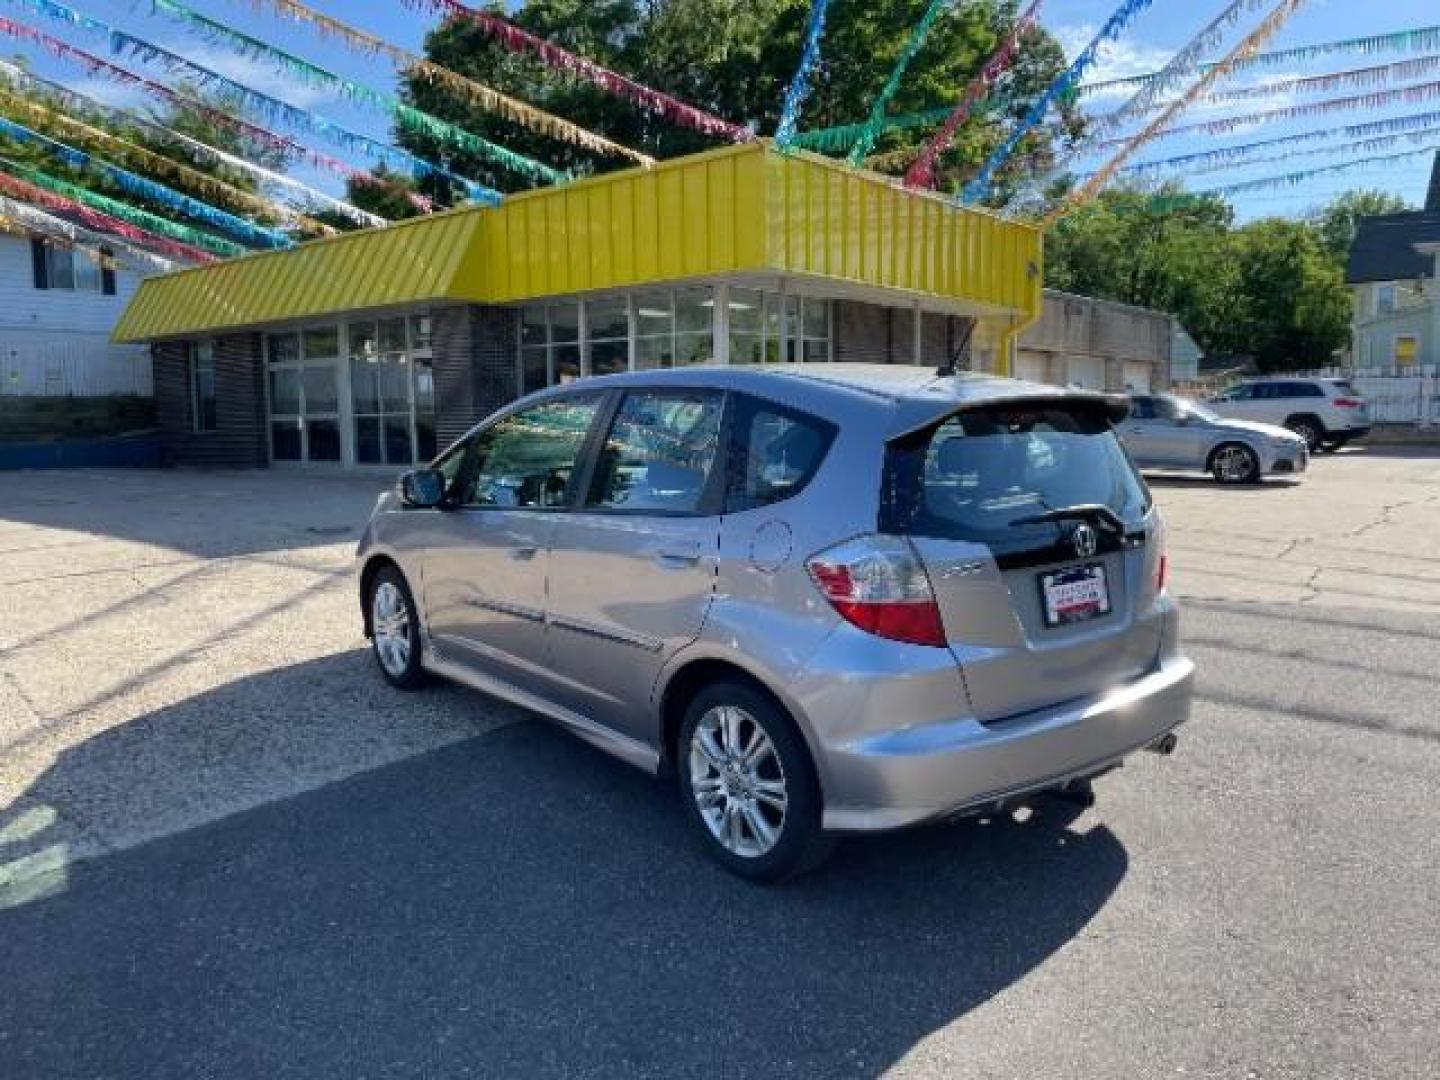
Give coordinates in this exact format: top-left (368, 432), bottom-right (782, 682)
top-left (1345, 153), bottom-right (1440, 285)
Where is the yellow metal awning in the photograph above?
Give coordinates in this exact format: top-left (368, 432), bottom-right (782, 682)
top-left (113, 142), bottom-right (1042, 343)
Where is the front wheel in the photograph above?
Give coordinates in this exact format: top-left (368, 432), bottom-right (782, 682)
top-left (677, 681), bottom-right (830, 882)
top-left (1285, 417), bottom-right (1323, 452)
top-left (1211, 442), bottom-right (1261, 485)
top-left (368, 564), bottom-right (427, 689)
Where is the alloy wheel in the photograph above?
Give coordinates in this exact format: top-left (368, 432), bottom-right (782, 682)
top-left (1214, 445), bottom-right (1257, 484)
top-left (372, 579), bottom-right (412, 677)
top-left (688, 705), bottom-right (788, 858)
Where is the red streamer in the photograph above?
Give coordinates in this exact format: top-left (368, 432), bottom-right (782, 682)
top-left (904, 0), bottom-right (1042, 189)
top-left (0, 15), bottom-right (432, 213)
top-left (403, 0), bottom-right (753, 143)
top-left (0, 166), bottom-right (216, 263)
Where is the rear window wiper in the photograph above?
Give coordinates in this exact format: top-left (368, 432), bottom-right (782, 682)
top-left (1009, 504), bottom-right (1126, 534)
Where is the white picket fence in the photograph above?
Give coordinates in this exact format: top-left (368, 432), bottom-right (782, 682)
top-left (1310, 365), bottom-right (1440, 427)
top-left (0, 337), bottom-right (152, 397)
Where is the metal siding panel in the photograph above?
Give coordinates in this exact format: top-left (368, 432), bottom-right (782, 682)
top-left (657, 168), bottom-right (682, 280)
top-left (683, 164), bottom-right (709, 276)
top-left (588, 183), bottom-right (611, 290)
top-left (612, 181), bottom-right (635, 286)
top-left (634, 171), bottom-right (661, 283)
top-left (708, 156), bottom-right (733, 270)
top-left (733, 148), bottom-right (766, 270)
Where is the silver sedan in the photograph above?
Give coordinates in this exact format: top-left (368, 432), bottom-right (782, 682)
top-left (1118, 394), bottom-right (1309, 484)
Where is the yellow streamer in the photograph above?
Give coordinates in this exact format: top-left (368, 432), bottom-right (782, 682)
top-left (246, 0), bottom-right (655, 166)
top-left (0, 87), bottom-right (337, 238)
top-left (1046, 0), bottom-right (1309, 225)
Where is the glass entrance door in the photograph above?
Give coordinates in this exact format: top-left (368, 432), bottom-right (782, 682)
top-left (268, 327), bottom-right (341, 462)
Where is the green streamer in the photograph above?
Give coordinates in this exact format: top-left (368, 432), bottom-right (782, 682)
top-left (148, 0), bottom-right (568, 186)
top-left (792, 98), bottom-right (1007, 154)
top-left (847, 0), bottom-right (953, 165)
top-left (0, 156), bottom-right (246, 256)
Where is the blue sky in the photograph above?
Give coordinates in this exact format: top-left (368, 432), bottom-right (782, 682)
top-left (3, 0), bottom-right (1438, 221)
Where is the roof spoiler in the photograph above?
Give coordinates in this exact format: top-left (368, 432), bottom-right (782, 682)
top-left (889, 387), bottom-right (1132, 442)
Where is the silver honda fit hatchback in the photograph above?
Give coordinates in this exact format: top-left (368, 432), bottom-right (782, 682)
top-left (358, 364), bottom-right (1194, 880)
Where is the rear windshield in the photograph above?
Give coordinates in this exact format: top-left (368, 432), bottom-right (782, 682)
top-left (881, 401), bottom-right (1152, 547)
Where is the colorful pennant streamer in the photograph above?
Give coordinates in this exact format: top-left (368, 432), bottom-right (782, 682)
top-left (906, 0), bottom-right (1043, 190)
top-left (145, 0), bottom-right (568, 186)
top-left (0, 155), bottom-right (247, 257)
top-left (0, 194), bottom-right (184, 273)
top-left (961, 0), bottom-right (1154, 203)
top-left (0, 165), bottom-right (218, 262)
top-left (6, 0), bottom-right (502, 203)
top-left (0, 84), bottom-right (333, 237)
top-left (0, 15), bottom-right (433, 214)
top-left (1197, 142), bottom-right (1440, 197)
top-left (1103, 109), bottom-right (1440, 178)
top-left (401, 0), bottom-right (753, 143)
top-left (0, 112), bottom-right (291, 248)
top-left (776, 0), bottom-right (833, 147)
top-left (1009, 0), bottom-right (1269, 213)
top-left (845, 0), bottom-right (953, 164)
top-left (1189, 123), bottom-right (1440, 178)
top-left (794, 104), bottom-right (960, 154)
top-left (239, 0), bottom-right (651, 166)
top-left (0, 59), bottom-right (384, 228)
top-left (1050, 0), bottom-right (1312, 225)
top-left (1097, 53), bottom-right (1440, 121)
top-left (1080, 23), bottom-right (1440, 97)
top-left (1094, 76), bottom-right (1440, 147)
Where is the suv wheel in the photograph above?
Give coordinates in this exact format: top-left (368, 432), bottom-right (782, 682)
top-left (1211, 442), bottom-right (1260, 484)
top-left (677, 681), bottom-right (830, 881)
top-left (369, 564), bottom-right (427, 689)
top-left (1284, 415), bottom-right (1324, 452)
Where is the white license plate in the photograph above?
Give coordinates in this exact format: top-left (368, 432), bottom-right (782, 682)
top-left (1040, 564), bottom-right (1111, 627)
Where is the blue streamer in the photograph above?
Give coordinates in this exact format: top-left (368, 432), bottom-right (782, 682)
top-left (962, 0), bottom-right (1158, 204)
top-left (775, 0), bottom-right (833, 147)
top-left (0, 113), bottom-right (291, 247)
top-left (8, 0), bottom-right (503, 204)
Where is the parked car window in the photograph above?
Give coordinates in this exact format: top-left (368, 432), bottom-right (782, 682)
top-left (586, 390), bottom-right (724, 514)
top-left (1296, 382), bottom-right (1326, 398)
top-left (462, 396), bottom-right (603, 509)
top-left (882, 401), bottom-right (1151, 550)
top-left (1128, 396), bottom-right (1156, 420)
top-left (1217, 384), bottom-right (1253, 401)
top-left (727, 395), bottom-right (836, 511)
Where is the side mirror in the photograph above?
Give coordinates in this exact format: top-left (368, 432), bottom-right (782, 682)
top-left (399, 468), bottom-right (447, 509)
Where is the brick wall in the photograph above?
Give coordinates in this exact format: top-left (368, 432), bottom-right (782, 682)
top-left (434, 304), bottom-right (519, 448)
top-left (153, 333), bottom-right (267, 468)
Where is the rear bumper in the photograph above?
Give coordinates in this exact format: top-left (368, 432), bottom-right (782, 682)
top-left (1330, 424), bottom-right (1370, 441)
top-left (820, 656), bottom-right (1195, 832)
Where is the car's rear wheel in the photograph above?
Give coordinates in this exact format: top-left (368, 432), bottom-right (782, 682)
top-left (677, 681), bottom-right (830, 882)
top-left (1284, 415), bottom-right (1324, 452)
top-left (369, 564), bottom-right (427, 689)
top-left (1211, 442), bottom-right (1260, 484)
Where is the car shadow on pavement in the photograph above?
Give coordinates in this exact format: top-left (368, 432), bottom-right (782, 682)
top-left (0, 658), bottom-right (1128, 1080)
top-left (1142, 473), bottom-right (1303, 490)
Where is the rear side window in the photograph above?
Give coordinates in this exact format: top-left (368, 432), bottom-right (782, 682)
top-left (726, 395), bottom-right (836, 511)
top-left (881, 402), bottom-right (1151, 548)
top-left (586, 390), bottom-right (724, 514)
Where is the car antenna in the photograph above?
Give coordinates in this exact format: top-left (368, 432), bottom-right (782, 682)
top-left (936, 319), bottom-right (976, 378)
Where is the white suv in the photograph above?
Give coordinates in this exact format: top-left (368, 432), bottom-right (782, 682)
top-left (1207, 378), bottom-right (1371, 453)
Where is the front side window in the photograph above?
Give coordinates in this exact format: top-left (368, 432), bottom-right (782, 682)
top-left (727, 396), bottom-right (835, 511)
top-left (587, 391), bottom-right (724, 514)
top-left (1128, 396), bottom-right (1156, 420)
top-left (462, 396), bottom-right (602, 509)
top-left (190, 341), bottom-right (217, 432)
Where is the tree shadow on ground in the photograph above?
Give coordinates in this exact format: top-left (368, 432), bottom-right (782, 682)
top-left (0, 657), bottom-right (1128, 1079)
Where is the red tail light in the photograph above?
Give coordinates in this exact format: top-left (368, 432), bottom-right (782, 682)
top-left (807, 537), bottom-right (947, 648)
top-left (1157, 553), bottom-right (1170, 593)
top-left (1334, 397), bottom-right (1365, 409)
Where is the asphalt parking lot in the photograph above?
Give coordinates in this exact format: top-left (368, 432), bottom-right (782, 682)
top-left (1, 451), bottom-right (1438, 1079)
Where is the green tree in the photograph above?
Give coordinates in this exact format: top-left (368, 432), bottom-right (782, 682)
top-left (394, 0), bottom-right (1076, 202)
top-left (1044, 186), bottom-right (1238, 356)
top-left (1230, 217), bottom-right (1352, 372)
top-left (1311, 189), bottom-right (1411, 263)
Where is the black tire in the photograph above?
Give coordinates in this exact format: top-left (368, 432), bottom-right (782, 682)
top-left (1284, 415), bottom-right (1324, 453)
top-left (367, 564), bottom-right (428, 690)
top-left (1210, 442), bottom-right (1261, 485)
top-left (676, 680), bottom-right (831, 882)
